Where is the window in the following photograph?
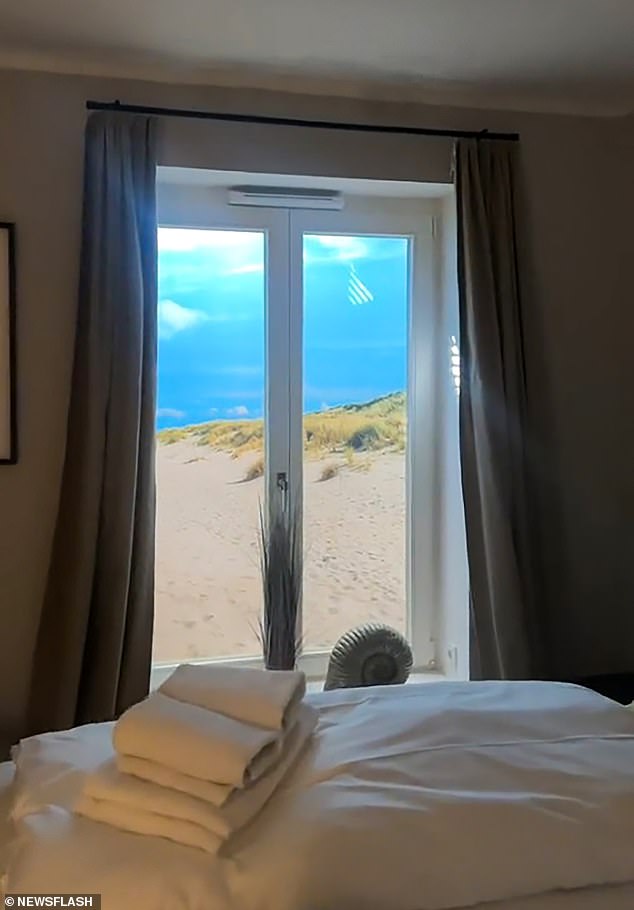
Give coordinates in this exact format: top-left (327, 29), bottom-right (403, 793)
top-left (153, 176), bottom-right (460, 681)
top-left (300, 233), bottom-right (411, 651)
top-left (155, 227), bottom-right (266, 663)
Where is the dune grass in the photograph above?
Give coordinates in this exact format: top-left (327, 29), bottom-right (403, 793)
top-left (243, 456), bottom-right (264, 482)
top-left (318, 463), bottom-right (341, 483)
top-left (157, 391), bottom-right (406, 460)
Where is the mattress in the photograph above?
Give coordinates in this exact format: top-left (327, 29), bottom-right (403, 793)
top-left (4, 683), bottom-right (634, 909)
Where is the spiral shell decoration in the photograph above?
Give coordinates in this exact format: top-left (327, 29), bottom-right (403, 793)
top-left (324, 623), bottom-right (414, 691)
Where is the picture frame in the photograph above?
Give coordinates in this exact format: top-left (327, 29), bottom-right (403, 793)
top-left (0, 223), bottom-right (16, 464)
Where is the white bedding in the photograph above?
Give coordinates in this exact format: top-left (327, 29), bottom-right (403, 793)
top-left (1, 794), bottom-right (633, 910)
top-left (4, 682), bottom-right (634, 910)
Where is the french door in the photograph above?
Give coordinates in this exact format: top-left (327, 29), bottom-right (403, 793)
top-left (154, 185), bottom-right (437, 677)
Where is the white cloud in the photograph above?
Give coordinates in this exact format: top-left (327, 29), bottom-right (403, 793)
top-left (159, 228), bottom-right (258, 252)
top-left (157, 407), bottom-right (185, 419)
top-left (225, 263), bottom-right (264, 276)
top-left (158, 228), bottom-right (265, 292)
top-left (304, 235), bottom-right (369, 264)
top-left (158, 299), bottom-right (208, 339)
top-left (226, 405), bottom-right (249, 417)
top-left (208, 407), bottom-right (219, 416)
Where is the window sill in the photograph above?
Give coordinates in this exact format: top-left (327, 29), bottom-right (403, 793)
top-left (151, 657), bottom-right (446, 693)
top-left (306, 670), bottom-right (446, 694)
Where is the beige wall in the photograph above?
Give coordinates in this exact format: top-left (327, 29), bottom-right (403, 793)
top-left (0, 68), bottom-right (632, 747)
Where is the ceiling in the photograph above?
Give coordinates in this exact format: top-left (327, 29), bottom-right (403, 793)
top-left (0, 0), bottom-right (633, 116)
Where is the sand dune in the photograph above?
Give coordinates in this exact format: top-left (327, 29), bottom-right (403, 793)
top-left (153, 441), bottom-right (407, 663)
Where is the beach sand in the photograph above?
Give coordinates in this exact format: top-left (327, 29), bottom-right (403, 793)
top-left (153, 441), bottom-right (407, 663)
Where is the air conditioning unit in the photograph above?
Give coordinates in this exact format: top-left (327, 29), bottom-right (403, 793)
top-left (228, 186), bottom-right (344, 210)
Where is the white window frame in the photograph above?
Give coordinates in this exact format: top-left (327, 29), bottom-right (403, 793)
top-left (155, 186), bottom-right (291, 516)
top-left (153, 183), bottom-right (445, 686)
top-left (289, 204), bottom-right (437, 673)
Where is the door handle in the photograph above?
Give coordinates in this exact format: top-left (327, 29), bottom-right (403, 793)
top-left (276, 471), bottom-right (289, 509)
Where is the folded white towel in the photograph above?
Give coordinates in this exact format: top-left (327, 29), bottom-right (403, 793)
top-left (78, 706), bottom-right (317, 855)
top-left (114, 692), bottom-right (288, 787)
top-left (75, 794), bottom-right (221, 854)
top-left (82, 705), bottom-right (317, 848)
top-left (160, 665), bottom-right (305, 731)
top-left (116, 754), bottom-right (233, 807)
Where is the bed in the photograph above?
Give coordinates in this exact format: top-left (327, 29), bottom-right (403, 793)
top-left (3, 681), bottom-right (634, 909)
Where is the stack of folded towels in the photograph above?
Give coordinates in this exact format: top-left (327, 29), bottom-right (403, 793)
top-left (75, 664), bottom-right (317, 854)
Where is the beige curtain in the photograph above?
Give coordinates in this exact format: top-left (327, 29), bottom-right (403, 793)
top-left (454, 139), bottom-right (540, 680)
top-left (28, 113), bottom-right (158, 733)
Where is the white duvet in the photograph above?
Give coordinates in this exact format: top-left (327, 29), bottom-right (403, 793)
top-left (6, 681), bottom-right (634, 910)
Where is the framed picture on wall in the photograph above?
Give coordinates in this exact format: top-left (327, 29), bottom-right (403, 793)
top-left (0, 223), bottom-right (16, 464)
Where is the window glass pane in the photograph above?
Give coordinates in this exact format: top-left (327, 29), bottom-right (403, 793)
top-left (154, 227), bottom-right (265, 663)
top-left (302, 234), bottom-right (409, 652)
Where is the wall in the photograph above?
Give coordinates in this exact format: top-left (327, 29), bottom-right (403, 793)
top-left (0, 68), bottom-right (632, 747)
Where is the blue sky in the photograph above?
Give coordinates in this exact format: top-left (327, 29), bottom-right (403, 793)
top-left (156, 227), bottom-right (409, 430)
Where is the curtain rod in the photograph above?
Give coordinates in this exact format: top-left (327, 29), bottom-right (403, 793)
top-left (85, 100), bottom-right (520, 142)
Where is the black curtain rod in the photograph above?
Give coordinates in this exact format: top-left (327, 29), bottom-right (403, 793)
top-left (85, 100), bottom-right (520, 142)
